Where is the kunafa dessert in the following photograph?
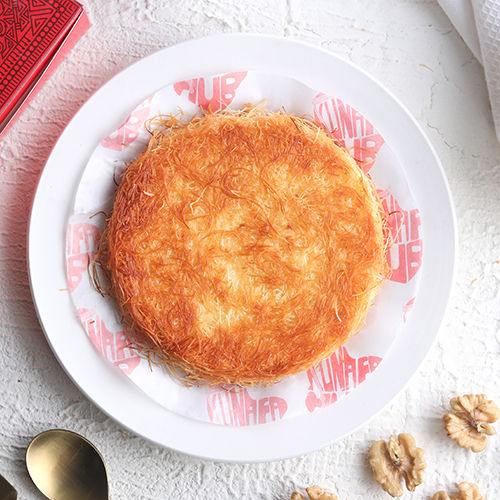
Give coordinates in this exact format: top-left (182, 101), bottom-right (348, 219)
top-left (96, 108), bottom-right (390, 385)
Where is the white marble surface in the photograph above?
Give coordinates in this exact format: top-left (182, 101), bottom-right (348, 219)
top-left (1, 1), bottom-right (500, 498)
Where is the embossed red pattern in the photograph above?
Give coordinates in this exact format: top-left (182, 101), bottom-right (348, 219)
top-left (0, 0), bottom-right (82, 109)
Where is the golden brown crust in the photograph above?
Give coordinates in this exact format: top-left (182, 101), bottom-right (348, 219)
top-left (97, 109), bottom-right (389, 385)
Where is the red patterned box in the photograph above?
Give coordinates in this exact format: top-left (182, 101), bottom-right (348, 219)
top-left (0, 0), bottom-right (90, 140)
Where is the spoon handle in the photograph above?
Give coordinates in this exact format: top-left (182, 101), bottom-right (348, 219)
top-left (0, 473), bottom-right (18, 500)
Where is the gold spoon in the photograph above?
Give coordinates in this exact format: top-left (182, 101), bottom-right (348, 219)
top-left (26, 429), bottom-right (108, 500)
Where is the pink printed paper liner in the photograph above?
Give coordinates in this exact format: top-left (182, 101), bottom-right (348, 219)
top-left (66, 222), bottom-right (100, 293)
top-left (101, 96), bottom-right (155, 152)
top-left (378, 190), bottom-right (423, 284)
top-left (313, 93), bottom-right (385, 173)
top-left (305, 347), bottom-right (382, 413)
top-left (78, 308), bottom-right (141, 375)
top-left (207, 386), bottom-right (288, 426)
top-left (173, 72), bottom-right (248, 112)
top-left (66, 70), bottom-right (423, 426)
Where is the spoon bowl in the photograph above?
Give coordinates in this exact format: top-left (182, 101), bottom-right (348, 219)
top-left (26, 429), bottom-right (108, 500)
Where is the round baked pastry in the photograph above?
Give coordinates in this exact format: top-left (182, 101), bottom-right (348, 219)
top-left (97, 109), bottom-right (389, 385)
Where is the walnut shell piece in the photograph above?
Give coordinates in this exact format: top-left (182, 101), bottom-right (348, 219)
top-left (432, 493), bottom-right (451, 500)
top-left (369, 433), bottom-right (426, 497)
top-left (306, 485), bottom-right (338, 500)
top-left (443, 394), bottom-right (499, 452)
top-left (431, 482), bottom-right (486, 500)
top-left (290, 486), bottom-right (338, 500)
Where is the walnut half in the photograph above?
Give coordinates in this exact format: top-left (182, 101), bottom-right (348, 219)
top-left (369, 433), bottom-right (426, 497)
top-left (290, 486), bottom-right (338, 500)
top-left (432, 482), bottom-right (486, 500)
top-left (443, 394), bottom-right (499, 452)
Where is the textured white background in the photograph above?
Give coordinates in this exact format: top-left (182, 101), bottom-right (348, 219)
top-left (1, 1), bottom-right (499, 499)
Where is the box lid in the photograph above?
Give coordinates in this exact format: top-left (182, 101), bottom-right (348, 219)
top-left (0, 0), bottom-right (84, 122)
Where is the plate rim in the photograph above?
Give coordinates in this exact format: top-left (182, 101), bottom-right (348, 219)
top-left (28, 33), bottom-right (457, 463)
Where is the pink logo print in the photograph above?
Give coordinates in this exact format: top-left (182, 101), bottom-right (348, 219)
top-left (174, 71), bottom-right (247, 112)
top-left (403, 297), bottom-right (416, 323)
top-left (78, 309), bottom-right (141, 375)
top-left (66, 223), bottom-right (100, 292)
top-left (101, 96), bottom-right (154, 151)
top-left (378, 190), bottom-right (423, 283)
top-left (312, 93), bottom-right (384, 173)
top-left (305, 347), bottom-right (381, 413)
top-left (206, 386), bottom-right (287, 426)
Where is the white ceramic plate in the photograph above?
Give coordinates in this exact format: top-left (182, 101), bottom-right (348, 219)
top-left (28, 34), bottom-right (456, 463)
